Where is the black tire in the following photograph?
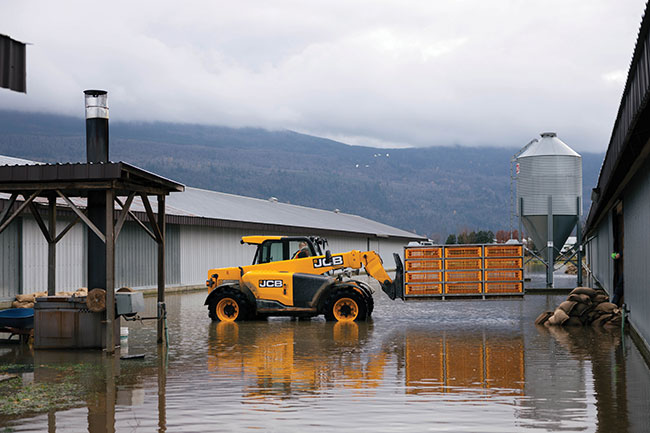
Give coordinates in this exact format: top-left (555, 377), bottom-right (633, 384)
top-left (366, 293), bottom-right (374, 317)
top-left (208, 288), bottom-right (250, 322)
top-left (323, 287), bottom-right (368, 322)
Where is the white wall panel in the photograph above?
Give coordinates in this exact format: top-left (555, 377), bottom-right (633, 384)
top-left (22, 216), bottom-right (84, 293)
top-left (0, 219), bottom-right (20, 299)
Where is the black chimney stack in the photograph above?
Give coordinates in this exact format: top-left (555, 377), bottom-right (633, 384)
top-left (84, 90), bottom-right (109, 290)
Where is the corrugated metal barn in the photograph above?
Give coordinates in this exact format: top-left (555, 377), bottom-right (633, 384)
top-left (0, 155), bottom-right (424, 301)
top-left (584, 2), bottom-right (650, 359)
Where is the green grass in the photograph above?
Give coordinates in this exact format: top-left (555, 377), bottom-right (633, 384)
top-left (0, 378), bottom-right (84, 416)
top-left (0, 362), bottom-right (104, 417)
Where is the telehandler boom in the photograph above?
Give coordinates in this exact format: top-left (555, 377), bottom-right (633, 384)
top-left (205, 235), bottom-right (404, 322)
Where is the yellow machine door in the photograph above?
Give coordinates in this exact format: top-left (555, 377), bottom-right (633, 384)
top-left (242, 271), bottom-right (294, 306)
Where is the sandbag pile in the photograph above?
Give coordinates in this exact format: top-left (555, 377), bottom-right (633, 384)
top-left (535, 286), bottom-right (622, 328)
top-left (11, 287), bottom-right (88, 309)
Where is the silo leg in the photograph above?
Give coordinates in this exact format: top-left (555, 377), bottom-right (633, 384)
top-left (547, 196), bottom-right (554, 287)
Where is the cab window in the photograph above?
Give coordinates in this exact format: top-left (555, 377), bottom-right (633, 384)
top-left (290, 240), bottom-right (314, 259)
top-left (258, 240), bottom-right (285, 264)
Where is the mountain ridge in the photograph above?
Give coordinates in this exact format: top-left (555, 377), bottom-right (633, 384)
top-left (0, 110), bottom-right (604, 239)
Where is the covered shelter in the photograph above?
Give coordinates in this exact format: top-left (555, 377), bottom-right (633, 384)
top-left (0, 161), bottom-right (184, 351)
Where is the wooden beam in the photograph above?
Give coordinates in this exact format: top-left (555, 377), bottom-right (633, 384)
top-left (140, 193), bottom-right (163, 243)
top-left (157, 194), bottom-right (166, 345)
top-left (53, 216), bottom-right (80, 244)
top-left (47, 196), bottom-right (56, 296)
top-left (0, 190), bottom-right (41, 235)
top-left (0, 193), bottom-right (18, 226)
top-left (0, 181), bottom-right (113, 191)
top-left (27, 200), bottom-right (52, 243)
top-left (114, 193), bottom-right (136, 241)
top-left (55, 190), bottom-right (106, 243)
top-left (125, 208), bottom-right (157, 241)
top-left (105, 189), bottom-right (116, 353)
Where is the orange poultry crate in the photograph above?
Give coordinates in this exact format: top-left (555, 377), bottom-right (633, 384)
top-left (484, 258), bottom-right (523, 269)
top-left (444, 246), bottom-right (482, 258)
top-left (445, 270), bottom-right (483, 282)
top-left (405, 272), bottom-right (443, 283)
top-left (405, 260), bottom-right (443, 271)
top-left (445, 282), bottom-right (483, 294)
top-left (405, 247), bottom-right (443, 260)
top-left (484, 270), bottom-right (523, 281)
top-left (484, 282), bottom-right (523, 293)
top-left (445, 258), bottom-right (482, 270)
top-left (484, 245), bottom-right (523, 257)
top-left (405, 283), bottom-right (443, 295)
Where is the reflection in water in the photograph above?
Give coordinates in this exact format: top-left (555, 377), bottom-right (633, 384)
top-left (542, 325), bottom-right (630, 433)
top-left (2, 291), bottom-right (650, 432)
top-left (404, 332), bottom-right (524, 395)
top-left (207, 321), bottom-right (526, 399)
top-left (207, 321), bottom-right (385, 397)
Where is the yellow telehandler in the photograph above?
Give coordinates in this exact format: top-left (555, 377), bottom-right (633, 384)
top-left (204, 235), bottom-right (403, 322)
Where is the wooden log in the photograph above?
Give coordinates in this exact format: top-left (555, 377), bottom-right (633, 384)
top-left (86, 288), bottom-right (106, 312)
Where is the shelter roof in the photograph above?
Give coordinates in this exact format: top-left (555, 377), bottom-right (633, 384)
top-left (0, 161), bottom-right (184, 196)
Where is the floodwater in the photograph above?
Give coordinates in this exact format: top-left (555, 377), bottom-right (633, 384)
top-left (2, 281), bottom-right (650, 432)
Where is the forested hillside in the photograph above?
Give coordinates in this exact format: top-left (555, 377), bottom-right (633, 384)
top-left (0, 110), bottom-right (603, 239)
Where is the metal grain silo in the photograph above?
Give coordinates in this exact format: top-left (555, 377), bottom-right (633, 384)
top-left (516, 132), bottom-right (582, 285)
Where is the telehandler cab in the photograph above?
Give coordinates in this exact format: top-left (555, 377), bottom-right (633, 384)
top-left (204, 235), bottom-right (404, 322)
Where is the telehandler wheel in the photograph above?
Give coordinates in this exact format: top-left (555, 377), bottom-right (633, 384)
top-left (366, 293), bottom-right (374, 317)
top-left (323, 288), bottom-right (368, 322)
top-left (208, 289), bottom-right (250, 322)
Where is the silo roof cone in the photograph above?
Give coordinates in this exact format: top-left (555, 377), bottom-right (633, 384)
top-left (518, 132), bottom-right (581, 158)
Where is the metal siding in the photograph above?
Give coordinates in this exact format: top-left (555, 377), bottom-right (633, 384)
top-left (0, 219), bottom-right (20, 299)
top-left (517, 155), bottom-right (582, 216)
top-left (585, 213), bottom-right (613, 294)
top-left (22, 216), bottom-right (84, 293)
top-left (622, 160), bottom-right (650, 346)
top-left (115, 222), bottom-right (179, 289)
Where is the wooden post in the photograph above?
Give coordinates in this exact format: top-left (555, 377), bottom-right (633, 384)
top-left (157, 195), bottom-right (166, 344)
top-left (105, 189), bottom-right (116, 353)
top-left (47, 195), bottom-right (56, 296)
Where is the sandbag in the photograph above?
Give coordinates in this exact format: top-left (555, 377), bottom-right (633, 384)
top-left (593, 294), bottom-right (609, 304)
top-left (558, 300), bottom-right (578, 315)
top-left (573, 302), bottom-right (592, 317)
top-left (15, 293), bottom-right (35, 303)
top-left (548, 309), bottom-right (570, 326)
top-left (73, 287), bottom-right (88, 297)
top-left (605, 315), bottom-right (622, 328)
top-left (564, 316), bottom-right (583, 327)
top-left (568, 293), bottom-right (591, 304)
top-left (33, 291), bottom-right (47, 300)
top-left (570, 287), bottom-right (596, 297)
top-left (595, 302), bottom-right (618, 313)
top-left (535, 311), bottom-right (554, 325)
top-left (11, 300), bottom-right (34, 309)
top-left (591, 315), bottom-right (611, 327)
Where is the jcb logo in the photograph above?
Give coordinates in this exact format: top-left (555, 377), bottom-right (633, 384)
top-left (313, 255), bottom-right (344, 268)
top-left (259, 279), bottom-right (283, 288)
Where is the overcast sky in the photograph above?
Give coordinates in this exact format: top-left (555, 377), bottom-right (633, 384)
top-left (0, 1), bottom-right (646, 151)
